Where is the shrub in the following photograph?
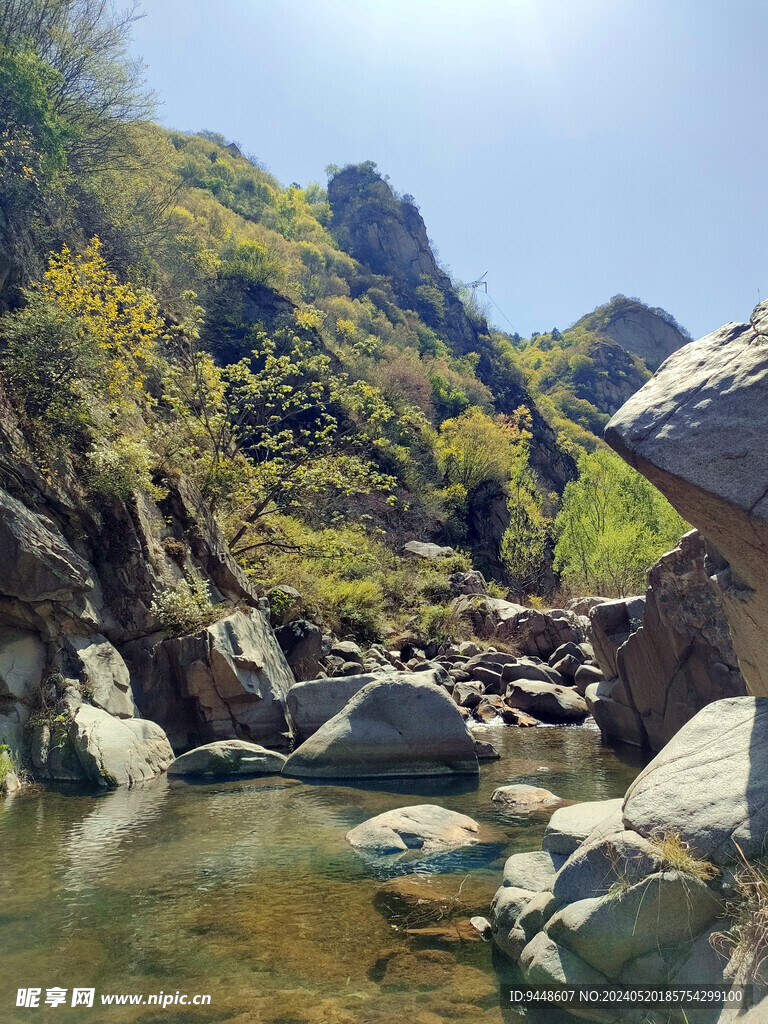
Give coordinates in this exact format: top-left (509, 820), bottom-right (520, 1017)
top-left (150, 572), bottom-right (222, 636)
top-left (417, 603), bottom-right (467, 644)
top-left (87, 435), bottom-right (166, 501)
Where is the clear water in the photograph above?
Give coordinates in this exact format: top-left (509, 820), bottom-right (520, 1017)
top-left (0, 721), bottom-right (646, 1023)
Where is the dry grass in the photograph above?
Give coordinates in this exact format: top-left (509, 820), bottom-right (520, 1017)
top-left (711, 844), bottom-right (768, 987)
top-left (649, 829), bottom-right (719, 882)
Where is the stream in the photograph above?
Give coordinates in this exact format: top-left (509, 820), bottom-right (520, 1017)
top-left (0, 721), bottom-right (646, 1023)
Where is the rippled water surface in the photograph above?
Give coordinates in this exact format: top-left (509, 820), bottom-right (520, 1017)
top-left (0, 722), bottom-right (646, 1023)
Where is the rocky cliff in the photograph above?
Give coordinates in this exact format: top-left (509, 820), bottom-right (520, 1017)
top-left (606, 301), bottom-right (768, 698)
top-left (327, 164), bottom-right (576, 495)
top-left (586, 530), bottom-right (747, 750)
top-left (574, 296), bottom-right (690, 370)
top-left (0, 386), bottom-right (296, 786)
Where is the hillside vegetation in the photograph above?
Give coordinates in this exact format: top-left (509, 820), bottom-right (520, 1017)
top-left (0, 0), bottom-right (688, 642)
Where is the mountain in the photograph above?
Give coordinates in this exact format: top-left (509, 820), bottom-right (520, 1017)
top-left (572, 295), bottom-right (691, 370)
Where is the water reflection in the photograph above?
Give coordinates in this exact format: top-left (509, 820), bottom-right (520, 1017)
top-left (1, 723), bottom-right (647, 1024)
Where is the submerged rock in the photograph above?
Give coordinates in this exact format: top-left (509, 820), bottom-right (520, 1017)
top-left (346, 804), bottom-right (479, 856)
top-left (167, 739), bottom-right (286, 777)
top-left (491, 784), bottom-right (563, 809)
top-left (282, 676), bottom-right (479, 778)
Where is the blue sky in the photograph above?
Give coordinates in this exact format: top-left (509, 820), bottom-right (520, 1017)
top-left (130, 0), bottom-right (767, 339)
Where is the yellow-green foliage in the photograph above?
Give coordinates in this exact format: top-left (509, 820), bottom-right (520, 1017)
top-left (649, 830), bottom-right (718, 881)
top-left (247, 517), bottom-right (473, 642)
top-left (0, 744), bottom-right (16, 784)
top-left (437, 407), bottom-right (526, 491)
top-left (554, 448), bottom-right (689, 596)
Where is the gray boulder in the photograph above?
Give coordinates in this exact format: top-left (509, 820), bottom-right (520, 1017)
top-left (605, 303), bottom-right (768, 700)
top-left (546, 871), bottom-right (720, 977)
top-left (490, 885), bottom-right (536, 959)
top-left (542, 799), bottom-right (624, 857)
top-left (520, 930), bottom-right (608, 986)
top-left (286, 673), bottom-right (378, 740)
top-left (590, 597), bottom-right (645, 678)
top-left (403, 540), bottom-right (454, 559)
top-left (282, 676), bottom-right (479, 778)
top-left (622, 696), bottom-right (768, 863)
top-left (346, 804), bottom-right (479, 855)
top-left (69, 704), bottom-right (174, 787)
top-left (505, 680), bottom-right (589, 722)
top-left (491, 784), bottom-right (563, 809)
top-left (0, 628), bottom-right (46, 702)
top-left (502, 850), bottom-right (567, 891)
top-left (552, 829), bottom-right (663, 907)
top-left (167, 739), bottom-right (286, 777)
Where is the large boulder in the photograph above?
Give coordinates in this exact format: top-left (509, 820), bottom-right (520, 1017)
top-left (282, 676), bottom-right (479, 778)
top-left (605, 302), bottom-right (768, 698)
top-left (403, 540), bottom-right (454, 559)
top-left (346, 804), bottom-right (479, 856)
top-left (68, 703), bottom-right (174, 787)
top-left (167, 739), bottom-right (286, 777)
top-left (545, 871), bottom-right (720, 977)
top-left (587, 533), bottom-right (746, 751)
top-left (542, 799), bottom-right (624, 857)
top-left (505, 680), bottom-right (589, 722)
top-left (285, 673), bottom-right (378, 740)
top-left (122, 609), bottom-right (294, 751)
top-left (622, 696), bottom-right (768, 863)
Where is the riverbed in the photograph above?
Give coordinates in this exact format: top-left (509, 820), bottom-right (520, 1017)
top-left (0, 722), bottom-right (646, 1023)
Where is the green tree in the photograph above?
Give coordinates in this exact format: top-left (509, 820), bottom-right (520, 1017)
top-left (437, 407), bottom-right (523, 491)
top-left (553, 448), bottom-right (688, 596)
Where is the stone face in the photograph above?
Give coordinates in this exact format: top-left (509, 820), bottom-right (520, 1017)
top-left (551, 830), bottom-right (663, 907)
top-left (0, 488), bottom-right (93, 603)
top-left (545, 872), bottom-right (720, 977)
top-left (490, 885), bottom-right (536, 959)
top-left (282, 676), bottom-right (479, 778)
top-left (66, 634), bottom-right (136, 719)
top-left (167, 739), bottom-right (286, 777)
top-left (286, 674), bottom-right (378, 740)
top-left (123, 609), bottom-right (294, 751)
top-left (346, 804), bottom-right (479, 855)
top-left (520, 931), bottom-right (608, 987)
top-left (68, 703), bottom-right (174, 787)
top-left (590, 597), bottom-right (645, 679)
top-left (542, 799), bottom-right (624, 857)
top-left (273, 619), bottom-right (322, 682)
top-left (605, 304), bottom-right (768, 699)
top-left (505, 680), bottom-right (589, 722)
top-left (622, 696), bottom-right (768, 863)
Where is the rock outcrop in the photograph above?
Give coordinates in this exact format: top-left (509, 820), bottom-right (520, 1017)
top-left (605, 302), bottom-right (768, 699)
top-left (586, 532), bottom-right (747, 750)
top-left (453, 596), bottom-right (587, 657)
top-left (490, 794), bottom-right (726, 1016)
top-left (282, 676), bottom-right (479, 778)
top-left (123, 609), bottom-right (294, 751)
